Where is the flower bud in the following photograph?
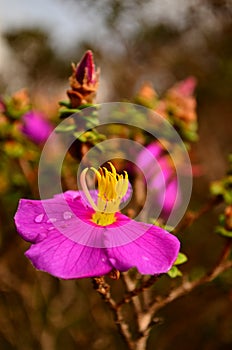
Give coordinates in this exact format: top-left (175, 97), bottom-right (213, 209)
top-left (67, 50), bottom-right (100, 108)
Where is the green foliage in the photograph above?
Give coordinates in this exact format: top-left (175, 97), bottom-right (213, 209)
top-left (167, 252), bottom-right (188, 278)
top-left (167, 265), bottom-right (183, 278)
top-left (211, 176), bottom-right (232, 205)
top-left (174, 252), bottom-right (188, 265)
top-left (216, 226), bottom-right (232, 238)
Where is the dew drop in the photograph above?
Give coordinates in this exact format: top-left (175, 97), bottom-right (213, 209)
top-left (142, 256), bottom-right (149, 261)
top-left (101, 258), bottom-right (106, 262)
top-left (47, 217), bottom-right (57, 223)
top-left (63, 211), bottom-right (72, 220)
top-left (34, 213), bottom-right (44, 223)
top-left (48, 227), bottom-right (55, 231)
top-left (109, 258), bottom-right (116, 265)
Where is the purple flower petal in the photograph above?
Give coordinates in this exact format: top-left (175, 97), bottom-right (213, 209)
top-left (106, 223), bottom-right (180, 274)
top-left (15, 197), bottom-right (112, 279)
top-left (136, 142), bottom-right (163, 171)
top-left (25, 233), bottom-right (112, 279)
top-left (158, 177), bottom-right (181, 215)
top-left (14, 192), bottom-right (180, 278)
top-left (0, 98), bottom-right (6, 112)
top-left (174, 76), bottom-right (197, 97)
top-left (21, 111), bottom-right (53, 144)
top-left (136, 141), bottom-right (182, 218)
top-left (14, 199), bottom-right (49, 243)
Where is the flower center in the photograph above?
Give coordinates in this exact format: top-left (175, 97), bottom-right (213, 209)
top-left (80, 163), bottom-right (128, 226)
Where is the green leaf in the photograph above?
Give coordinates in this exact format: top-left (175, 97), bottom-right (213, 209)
top-left (224, 191), bottom-right (232, 205)
top-left (174, 252), bottom-right (188, 265)
top-left (164, 225), bottom-right (175, 232)
top-left (92, 142), bottom-right (104, 152)
top-left (78, 134), bottom-right (88, 142)
top-left (216, 226), bottom-right (232, 238)
top-left (3, 142), bottom-right (24, 158)
top-left (210, 181), bottom-right (225, 196)
top-left (167, 266), bottom-right (182, 278)
top-left (149, 220), bottom-right (174, 232)
top-left (59, 100), bottom-right (71, 108)
top-left (56, 124), bottom-right (77, 133)
top-left (77, 103), bottom-right (99, 110)
top-left (218, 214), bottom-right (225, 225)
top-left (73, 131), bottom-right (85, 139)
top-left (59, 108), bottom-right (82, 118)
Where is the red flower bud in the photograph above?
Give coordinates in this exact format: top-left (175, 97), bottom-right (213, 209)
top-left (75, 50), bottom-right (96, 85)
top-left (67, 50), bottom-right (100, 108)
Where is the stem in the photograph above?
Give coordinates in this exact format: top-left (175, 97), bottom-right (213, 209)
top-left (92, 237), bottom-right (232, 350)
top-left (17, 158), bottom-right (39, 197)
top-left (129, 239), bottom-right (232, 349)
top-left (92, 277), bottom-right (134, 350)
top-left (121, 272), bottom-right (142, 314)
top-left (175, 196), bottom-right (222, 234)
top-left (117, 275), bottom-right (159, 307)
top-left (134, 330), bottom-right (150, 350)
top-left (148, 239), bottom-right (232, 318)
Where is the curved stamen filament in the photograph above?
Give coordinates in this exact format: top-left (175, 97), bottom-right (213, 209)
top-left (80, 168), bottom-right (98, 211)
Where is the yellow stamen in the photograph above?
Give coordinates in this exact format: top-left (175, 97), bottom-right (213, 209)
top-left (81, 163), bottom-right (129, 226)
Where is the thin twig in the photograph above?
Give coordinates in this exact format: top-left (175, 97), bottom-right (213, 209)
top-left (92, 277), bottom-right (134, 350)
top-left (121, 272), bottom-right (142, 314)
top-left (147, 239), bottom-right (232, 320)
top-left (117, 275), bottom-right (159, 307)
top-left (17, 158), bottom-right (39, 197)
top-left (175, 196), bottom-right (223, 234)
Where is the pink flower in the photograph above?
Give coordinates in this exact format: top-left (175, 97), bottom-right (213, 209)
top-left (21, 111), bottom-right (53, 144)
top-left (137, 142), bottom-right (181, 219)
top-left (172, 76), bottom-right (197, 97)
top-left (0, 98), bottom-right (6, 113)
top-left (14, 164), bottom-right (180, 279)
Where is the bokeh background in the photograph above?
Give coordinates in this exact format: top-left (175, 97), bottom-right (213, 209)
top-left (0, 0), bottom-right (232, 349)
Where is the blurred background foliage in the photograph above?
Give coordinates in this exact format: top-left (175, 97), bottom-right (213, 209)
top-left (0, 0), bottom-right (232, 349)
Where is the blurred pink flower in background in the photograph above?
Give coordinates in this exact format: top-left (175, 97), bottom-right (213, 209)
top-left (172, 76), bottom-right (197, 97)
top-left (156, 76), bottom-right (197, 125)
top-left (137, 141), bottom-right (181, 219)
top-left (0, 98), bottom-right (6, 113)
top-left (21, 111), bottom-right (53, 144)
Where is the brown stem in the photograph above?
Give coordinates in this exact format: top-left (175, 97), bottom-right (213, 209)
top-left (92, 237), bottom-right (232, 350)
top-left (92, 277), bottom-right (134, 350)
top-left (117, 275), bottom-right (159, 307)
top-left (175, 196), bottom-right (223, 234)
top-left (127, 239), bottom-right (232, 349)
top-left (134, 328), bottom-right (151, 350)
top-left (17, 158), bottom-right (39, 197)
top-left (147, 239), bottom-right (232, 320)
top-left (121, 272), bottom-right (143, 314)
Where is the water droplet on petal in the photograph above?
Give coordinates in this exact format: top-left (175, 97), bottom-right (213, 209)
top-left (142, 256), bottom-right (149, 261)
top-left (63, 211), bottom-right (72, 220)
top-left (48, 227), bottom-right (55, 231)
top-left (47, 217), bottom-right (57, 223)
top-left (109, 258), bottom-right (116, 265)
top-left (101, 258), bottom-right (105, 262)
top-left (34, 213), bottom-right (44, 223)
